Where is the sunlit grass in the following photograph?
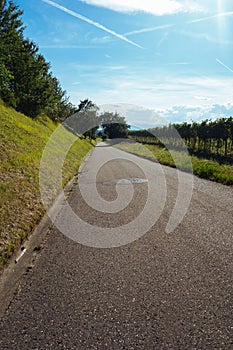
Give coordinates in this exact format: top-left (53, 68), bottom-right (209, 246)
top-left (116, 141), bottom-right (233, 185)
top-left (0, 100), bottom-right (93, 268)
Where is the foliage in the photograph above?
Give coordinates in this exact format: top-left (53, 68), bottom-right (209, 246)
top-left (0, 0), bottom-right (75, 119)
top-left (128, 117), bottom-right (233, 162)
top-left (99, 112), bottom-right (130, 139)
top-left (64, 99), bottom-right (99, 139)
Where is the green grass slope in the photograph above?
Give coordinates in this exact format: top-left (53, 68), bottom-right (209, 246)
top-left (0, 100), bottom-right (93, 268)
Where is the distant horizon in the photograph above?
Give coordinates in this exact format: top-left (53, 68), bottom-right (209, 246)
top-left (14, 0), bottom-right (233, 128)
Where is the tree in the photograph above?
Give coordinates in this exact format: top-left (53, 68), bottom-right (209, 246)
top-left (0, 57), bottom-right (15, 105)
top-left (65, 99), bottom-right (99, 139)
top-left (0, 0), bottom-right (75, 120)
top-left (0, 0), bottom-right (23, 106)
top-left (99, 112), bottom-right (130, 139)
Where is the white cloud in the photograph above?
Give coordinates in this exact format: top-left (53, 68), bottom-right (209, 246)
top-left (69, 71), bottom-right (233, 112)
top-left (188, 11), bottom-right (233, 23)
top-left (99, 103), bottom-right (166, 127)
top-left (163, 61), bottom-right (191, 66)
top-left (90, 35), bottom-right (112, 44)
top-left (98, 102), bottom-right (233, 128)
top-left (80, 0), bottom-right (204, 16)
top-left (153, 103), bottom-right (233, 124)
top-left (42, 0), bottom-right (143, 48)
top-left (69, 63), bottom-right (128, 73)
top-left (124, 24), bottom-right (175, 36)
top-left (156, 32), bottom-right (169, 48)
top-left (194, 96), bottom-right (213, 102)
top-left (68, 62), bottom-right (233, 125)
top-left (216, 59), bottom-right (233, 74)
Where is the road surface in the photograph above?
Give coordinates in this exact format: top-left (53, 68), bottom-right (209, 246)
top-left (0, 143), bottom-right (232, 349)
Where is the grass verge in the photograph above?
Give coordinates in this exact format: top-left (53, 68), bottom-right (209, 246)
top-left (115, 141), bottom-right (233, 186)
top-left (0, 100), bottom-right (93, 268)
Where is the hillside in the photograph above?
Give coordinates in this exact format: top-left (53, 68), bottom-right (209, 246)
top-left (0, 100), bottom-right (93, 267)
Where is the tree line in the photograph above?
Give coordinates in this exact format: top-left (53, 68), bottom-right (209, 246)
top-left (65, 100), bottom-right (130, 140)
top-left (129, 118), bottom-right (233, 160)
top-left (0, 0), bottom-right (75, 120)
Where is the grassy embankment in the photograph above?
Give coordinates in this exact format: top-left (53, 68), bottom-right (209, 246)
top-left (0, 100), bottom-right (93, 268)
top-left (115, 141), bottom-right (233, 185)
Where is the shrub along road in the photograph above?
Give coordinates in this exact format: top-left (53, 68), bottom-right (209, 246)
top-left (0, 143), bottom-right (232, 349)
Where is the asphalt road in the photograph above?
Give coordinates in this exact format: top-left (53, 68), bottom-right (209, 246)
top-left (0, 143), bottom-right (232, 349)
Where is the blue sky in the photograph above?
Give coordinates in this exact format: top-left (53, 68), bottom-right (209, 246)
top-left (14, 0), bottom-right (233, 127)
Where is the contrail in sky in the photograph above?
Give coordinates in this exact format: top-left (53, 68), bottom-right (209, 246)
top-left (216, 58), bottom-right (233, 74)
top-left (188, 11), bottom-right (233, 23)
top-left (42, 0), bottom-right (143, 49)
top-left (124, 24), bottom-right (175, 36)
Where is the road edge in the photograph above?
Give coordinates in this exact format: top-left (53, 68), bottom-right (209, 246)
top-left (0, 147), bottom-right (94, 319)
